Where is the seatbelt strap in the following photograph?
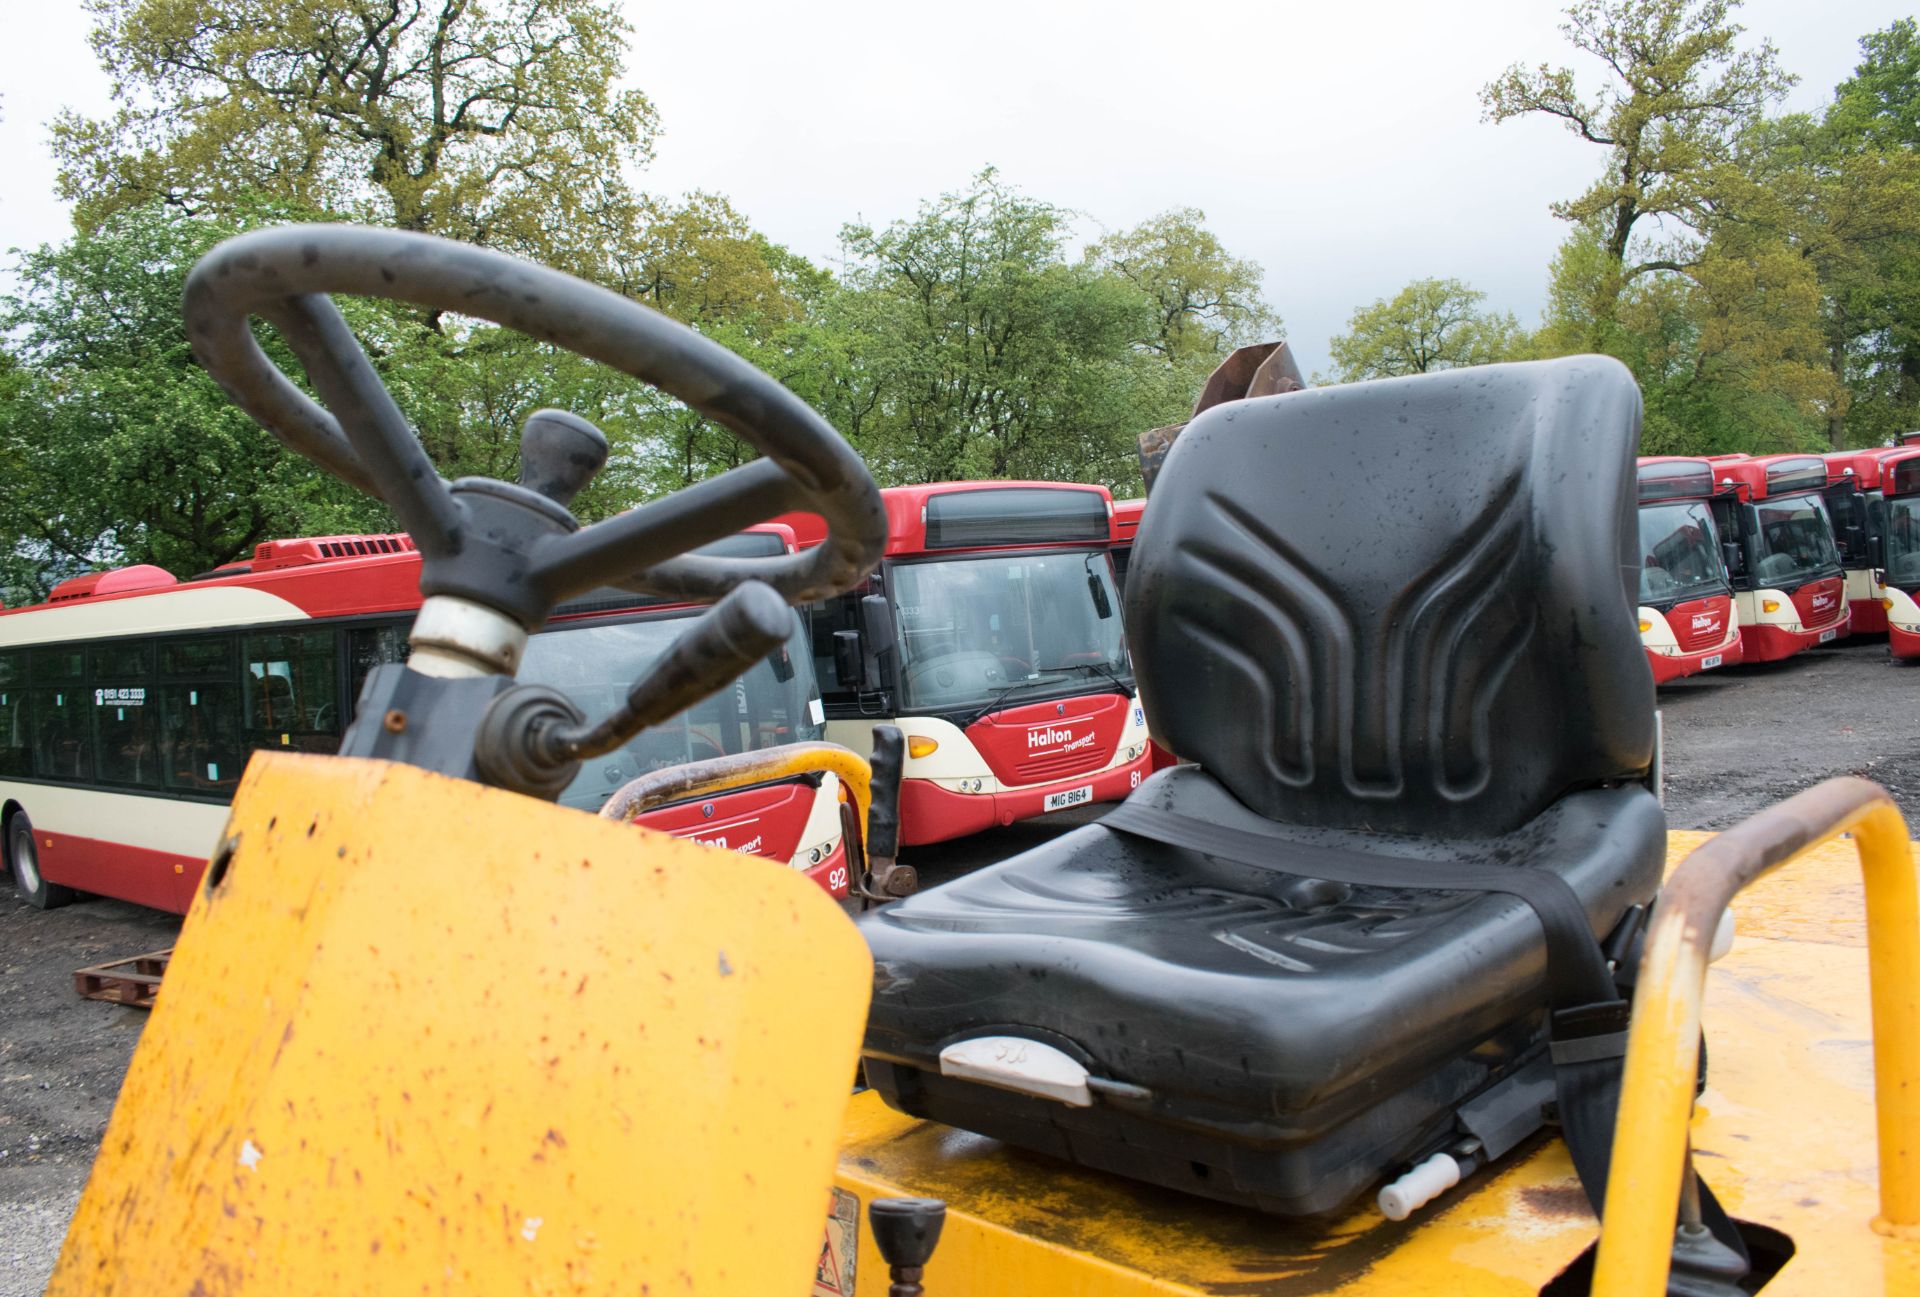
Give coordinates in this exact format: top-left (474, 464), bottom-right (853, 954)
top-left (1101, 799), bottom-right (1614, 1001)
top-left (1100, 798), bottom-right (1749, 1275)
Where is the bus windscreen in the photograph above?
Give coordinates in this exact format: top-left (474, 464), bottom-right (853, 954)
top-left (518, 609), bottom-right (824, 811)
top-left (889, 551), bottom-right (1129, 713)
top-left (1889, 496), bottom-right (1920, 591)
top-left (1751, 492), bottom-right (1842, 588)
top-left (1637, 501), bottom-right (1727, 606)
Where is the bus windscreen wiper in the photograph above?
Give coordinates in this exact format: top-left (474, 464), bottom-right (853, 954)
top-left (958, 673), bottom-right (1078, 729)
top-left (1042, 660), bottom-right (1133, 696)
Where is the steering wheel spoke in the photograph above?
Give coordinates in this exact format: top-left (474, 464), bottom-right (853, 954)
top-left (263, 293), bottom-right (463, 555)
top-left (537, 459), bottom-right (807, 603)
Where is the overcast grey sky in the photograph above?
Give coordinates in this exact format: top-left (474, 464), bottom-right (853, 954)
top-left (1, 0), bottom-right (1911, 377)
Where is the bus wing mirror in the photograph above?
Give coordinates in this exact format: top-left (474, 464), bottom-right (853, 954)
top-left (1845, 522), bottom-right (1868, 563)
top-left (832, 630), bottom-right (862, 688)
top-left (1087, 571), bottom-right (1113, 620)
top-left (859, 594), bottom-right (895, 689)
top-left (1720, 541), bottom-right (1745, 576)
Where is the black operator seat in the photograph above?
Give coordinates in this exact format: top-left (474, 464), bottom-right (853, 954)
top-left (858, 356), bottom-right (1663, 1217)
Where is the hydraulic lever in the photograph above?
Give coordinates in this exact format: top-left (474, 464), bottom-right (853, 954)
top-left (473, 582), bottom-right (795, 799)
top-left (854, 725), bottom-right (917, 904)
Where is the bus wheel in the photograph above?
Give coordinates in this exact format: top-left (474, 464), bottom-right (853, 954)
top-left (7, 813), bottom-right (74, 910)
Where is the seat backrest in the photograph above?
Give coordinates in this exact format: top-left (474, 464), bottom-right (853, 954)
top-left (1124, 356), bottom-right (1653, 838)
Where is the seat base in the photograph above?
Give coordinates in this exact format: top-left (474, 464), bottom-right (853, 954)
top-left (859, 768), bottom-right (1665, 1216)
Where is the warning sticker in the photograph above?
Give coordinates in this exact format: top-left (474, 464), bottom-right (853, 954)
top-left (814, 1186), bottom-right (858, 1296)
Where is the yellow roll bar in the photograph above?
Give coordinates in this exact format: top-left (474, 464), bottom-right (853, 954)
top-left (1592, 776), bottom-right (1920, 1296)
top-left (599, 741), bottom-right (874, 842)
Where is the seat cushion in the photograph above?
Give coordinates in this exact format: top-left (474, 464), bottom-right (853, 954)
top-left (860, 767), bottom-right (1664, 1212)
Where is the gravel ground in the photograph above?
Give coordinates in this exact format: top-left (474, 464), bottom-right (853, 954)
top-left (1657, 636), bottom-right (1920, 829)
top-left (0, 636), bottom-right (1913, 1292)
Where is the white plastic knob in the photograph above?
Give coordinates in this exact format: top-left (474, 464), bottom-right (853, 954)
top-left (1708, 908), bottom-right (1735, 964)
top-left (1377, 1151), bottom-right (1462, 1221)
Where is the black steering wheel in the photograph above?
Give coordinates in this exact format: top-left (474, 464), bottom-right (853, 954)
top-left (183, 225), bottom-right (886, 630)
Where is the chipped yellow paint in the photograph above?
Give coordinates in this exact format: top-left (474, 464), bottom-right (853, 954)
top-left (832, 829), bottom-right (1920, 1295)
top-left (49, 751), bottom-right (873, 1297)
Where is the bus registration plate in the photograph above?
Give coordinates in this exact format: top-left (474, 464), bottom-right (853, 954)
top-left (1700, 654), bottom-right (1723, 670)
top-left (1819, 628), bottom-right (1839, 643)
top-left (1044, 785), bottom-right (1093, 813)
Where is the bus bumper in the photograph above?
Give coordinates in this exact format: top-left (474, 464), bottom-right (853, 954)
top-left (1742, 618), bottom-right (1847, 663)
top-left (1851, 599), bottom-right (1890, 635)
top-left (899, 753), bottom-right (1151, 847)
top-left (1646, 634), bottom-right (1742, 685)
top-left (1891, 622), bottom-right (1920, 660)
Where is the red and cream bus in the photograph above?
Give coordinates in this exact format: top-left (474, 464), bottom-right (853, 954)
top-left (1633, 458), bottom-right (1742, 683)
top-left (1111, 497), bottom-right (1145, 591)
top-left (1823, 448), bottom-right (1911, 636)
top-left (1883, 448), bottom-right (1920, 659)
top-left (1, 528), bottom-right (852, 912)
top-left (1704, 454), bottom-right (1849, 662)
top-left (780, 482), bottom-right (1150, 846)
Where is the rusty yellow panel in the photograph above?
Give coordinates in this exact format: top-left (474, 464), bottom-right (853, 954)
top-left (833, 832), bottom-right (1920, 1295)
top-left (51, 751), bottom-right (872, 1297)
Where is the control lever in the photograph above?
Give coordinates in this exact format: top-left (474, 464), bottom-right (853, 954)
top-left (854, 725), bottom-right (917, 904)
top-left (474, 581), bottom-right (794, 799)
top-left (868, 1197), bottom-right (945, 1297)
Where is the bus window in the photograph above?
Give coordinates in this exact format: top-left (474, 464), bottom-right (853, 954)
top-left (243, 631), bottom-right (341, 754)
top-left (159, 637), bottom-right (244, 794)
top-left (519, 610), bottom-right (823, 813)
top-left (0, 652), bottom-right (28, 777)
top-left (28, 647), bottom-right (87, 780)
top-left (89, 641), bottom-right (158, 788)
top-left (346, 623), bottom-right (410, 717)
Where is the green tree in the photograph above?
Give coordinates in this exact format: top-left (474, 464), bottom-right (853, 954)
top-left (1827, 19), bottom-right (1920, 150)
top-left (1482, 0), bottom-right (1793, 330)
top-left (53, 0), bottom-right (657, 280)
top-left (0, 205), bottom-right (384, 601)
top-left (828, 171), bottom-right (1171, 486)
top-left (1084, 209), bottom-right (1281, 372)
top-left (1725, 110), bottom-right (1920, 447)
top-left (1534, 223), bottom-right (1835, 454)
top-left (1323, 278), bottom-right (1527, 382)
top-left (1820, 21), bottom-right (1920, 444)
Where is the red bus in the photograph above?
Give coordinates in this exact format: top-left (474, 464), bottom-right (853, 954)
top-left (1, 528), bottom-right (852, 912)
top-left (780, 482), bottom-right (1150, 846)
top-left (1884, 449), bottom-right (1920, 659)
top-left (1704, 454), bottom-right (1849, 662)
top-left (1111, 496), bottom-right (1145, 591)
top-left (1634, 458), bottom-right (1742, 682)
top-left (1823, 448), bottom-right (1912, 636)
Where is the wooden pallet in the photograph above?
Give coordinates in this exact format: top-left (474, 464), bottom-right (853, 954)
top-left (73, 948), bottom-right (173, 1009)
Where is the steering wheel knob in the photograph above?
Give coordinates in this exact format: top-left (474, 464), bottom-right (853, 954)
top-left (519, 409), bottom-right (609, 508)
